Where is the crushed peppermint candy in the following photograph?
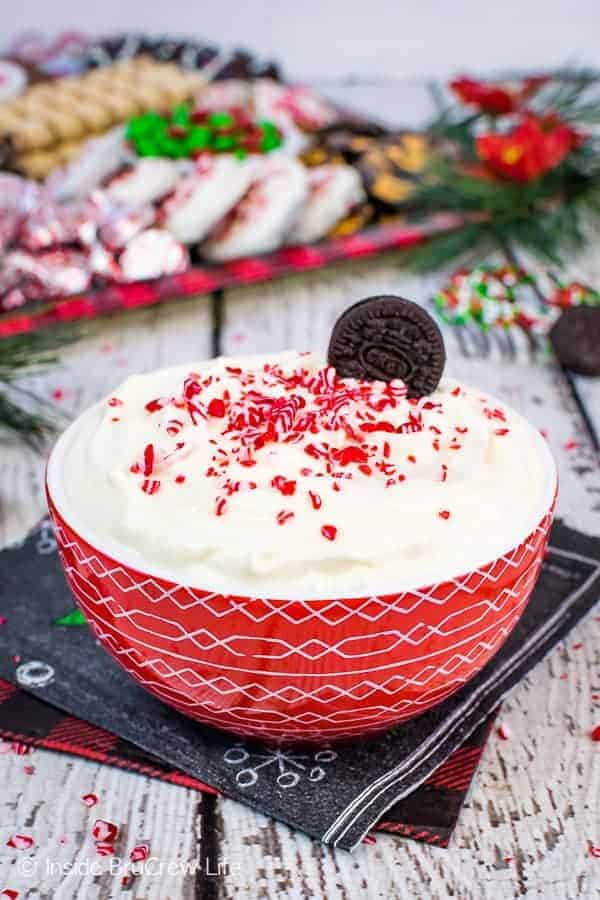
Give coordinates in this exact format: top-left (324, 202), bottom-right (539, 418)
top-left (496, 723), bottom-right (511, 740)
top-left (130, 842), bottom-right (151, 863)
top-left (321, 524), bottom-right (338, 541)
top-left (6, 835), bottom-right (34, 851)
top-left (308, 491), bottom-right (322, 510)
top-left (123, 361), bottom-right (490, 532)
top-left (67, 352), bottom-right (549, 593)
top-left (92, 819), bottom-right (119, 843)
top-left (81, 793), bottom-right (99, 807)
top-left (95, 842), bottom-right (115, 857)
top-left (9, 741), bottom-right (30, 756)
top-left (276, 510), bottom-right (295, 526)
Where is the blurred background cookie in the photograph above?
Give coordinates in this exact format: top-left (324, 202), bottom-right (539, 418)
top-left (0, 56), bottom-right (205, 178)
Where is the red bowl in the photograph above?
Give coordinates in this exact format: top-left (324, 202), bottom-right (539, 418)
top-left (46, 412), bottom-right (557, 744)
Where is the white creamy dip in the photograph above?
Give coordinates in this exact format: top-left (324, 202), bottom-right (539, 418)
top-left (61, 351), bottom-right (549, 595)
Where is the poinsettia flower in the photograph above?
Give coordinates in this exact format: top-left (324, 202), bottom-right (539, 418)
top-left (475, 115), bottom-right (583, 182)
top-left (450, 75), bottom-right (549, 115)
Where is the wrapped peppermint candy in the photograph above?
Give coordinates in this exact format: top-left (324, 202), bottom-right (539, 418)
top-left (0, 287), bottom-right (27, 312)
top-left (4, 248), bottom-right (92, 297)
top-left (106, 158), bottom-right (181, 207)
top-left (203, 155), bottom-right (307, 260)
top-left (162, 155), bottom-right (257, 244)
top-left (119, 228), bottom-right (188, 282)
top-left (19, 199), bottom-right (81, 251)
top-left (88, 241), bottom-right (122, 282)
top-left (0, 173), bottom-right (43, 250)
top-left (287, 164), bottom-right (365, 244)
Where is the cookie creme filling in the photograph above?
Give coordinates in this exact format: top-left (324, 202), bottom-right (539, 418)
top-left (61, 351), bottom-right (549, 595)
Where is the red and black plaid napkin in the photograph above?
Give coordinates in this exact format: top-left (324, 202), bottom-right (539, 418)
top-left (0, 677), bottom-right (494, 847)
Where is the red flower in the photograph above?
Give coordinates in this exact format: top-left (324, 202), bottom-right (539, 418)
top-left (476, 115), bottom-right (582, 182)
top-left (450, 75), bottom-right (549, 115)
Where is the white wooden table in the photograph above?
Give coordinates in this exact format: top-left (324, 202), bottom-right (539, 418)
top-left (1, 83), bottom-right (599, 900)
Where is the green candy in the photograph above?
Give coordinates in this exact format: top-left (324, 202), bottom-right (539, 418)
top-left (137, 139), bottom-right (159, 157)
top-left (127, 105), bottom-right (283, 159)
top-left (53, 608), bottom-right (87, 627)
top-left (172, 104), bottom-right (191, 126)
top-left (209, 111), bottom-right (235, 129)
top-left (212, 134), bottom-right (238, 151)
top-left (260, 132), bottom-right (282, 152)
top-left (186, 126), bottom-right (212, 151)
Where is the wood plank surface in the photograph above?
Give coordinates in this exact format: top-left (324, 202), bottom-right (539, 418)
top-left (1, 81), bottom-right (599, 900)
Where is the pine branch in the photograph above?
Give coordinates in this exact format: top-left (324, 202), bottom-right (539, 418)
top-left (0, 327), bottom-right (77, 451)
top-left (407, 222), bottom-right (497, 272)
top-left (0, 390), bottom-right (61, 452)
top-left (0, 329), bottom-right (72, 381)
top-left (406, 135), bottom-right (600, 271)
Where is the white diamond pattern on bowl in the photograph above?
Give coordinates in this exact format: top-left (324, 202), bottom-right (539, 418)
top-left (49, 502), bottom-right (553, 741)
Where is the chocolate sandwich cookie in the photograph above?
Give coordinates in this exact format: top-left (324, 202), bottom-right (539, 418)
top-left (328, 295), bottom-right (446, 397)
top-left (549, 306), bottom-right (600, 376)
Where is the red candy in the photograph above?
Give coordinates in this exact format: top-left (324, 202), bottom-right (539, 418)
top-left (308, 491), bottom-right (322, 510)
top-left (276, 510), bottom-right (294, 525)
top-left (208, 398), bottom-right (226, 418)
top-left (271, 476), bottom-right (296, 496)
top-left (0, 175), bottom-right (189, 309)
top-left (92, 819), bottom-right (119, 842)
top-left (6, 835), bottom-right (34, 851)
top-left (130, 842), bottom-right (150, 863)
top-left (95, 842), bottom-right (115, 856)
top-left (321, 524), bottom-right (337, 541)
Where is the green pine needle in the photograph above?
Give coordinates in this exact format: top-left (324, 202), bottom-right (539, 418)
top-left (406, 137), bottom-right (600, 272)
top-left (0, 327), bottom-right (77, 451)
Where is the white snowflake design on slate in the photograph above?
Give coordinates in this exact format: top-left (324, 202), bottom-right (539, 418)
top-left (224, 744), bottom-right (337, 789)
top-left (16, 660), bottom-right (55, 688)
top-left (36, 518), bottom-right (57, 555)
